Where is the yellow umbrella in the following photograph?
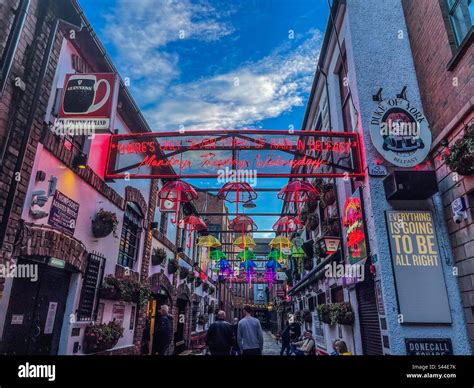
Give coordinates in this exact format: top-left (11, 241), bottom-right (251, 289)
top-left (269, 235), bottom-right (292, 262)
top-left (233, 235), bottom-right (256, 249)
top-left (269, 236), bottom-right (292, 249)
top-left (197, 235), bottom-right (221, 258)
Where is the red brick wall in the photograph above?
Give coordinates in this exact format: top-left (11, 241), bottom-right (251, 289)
top-left (402, 0), bottom-right (474, 349)
top-left (402, 0), bottom-right (473, 139)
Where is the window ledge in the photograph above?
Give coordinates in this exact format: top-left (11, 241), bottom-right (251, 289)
top-left (447, 27), bottom-right (474, 71)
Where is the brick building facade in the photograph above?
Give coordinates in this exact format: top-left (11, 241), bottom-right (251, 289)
top-left (402, 0), bottom-right (474, 349)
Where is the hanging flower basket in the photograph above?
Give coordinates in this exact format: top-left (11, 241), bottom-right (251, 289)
top-left (91, 209), bottom-right (119, 238)
top-left (83, 321), bottom-right (124, 354)
top-left (443, 129), bottom-right (474, 176)
top-left (323, 219), bottom-right (341, 237)
top-left (307, 199), bottom-right (319, 213)
top-left (179, 266), bottom-right (189, 280)
top-left (336, 302), bottom-right (355, 326)
top-left (306, 214), bottom-right (319, 231)
top-left (100, 275), bottom-right (151, 307)
top-left (167, 259), bottom-right (179, 274)
top-left (151, 248), bottom-right (167, 266)
top-left (317, 304), bottom-right (331, 324)
top-left (186, 272), bottom-right (196, 283)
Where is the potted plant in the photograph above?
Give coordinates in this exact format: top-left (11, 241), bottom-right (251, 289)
top-left (306, 213), bottom-right (319, 231)
top-left (443, 129), bottom-right (474, 176)
top-left (151, 248), bottom-right (167, 266)
top-left (167, 259), bottom-right (179, 274)
top-left (91, 209), bottom-right (118, 238)
top-left (320, 183), bottom-right (336, 207)
top-left (335, 302), bottom-right (355, 325)
top-left (317, 304), bottom-right (331, 324)
top-left (82, 321), bottom-right (124, 354)
top-left (195, 277), bottom-right (203, 287)
top-left (186, 271), bottom-right (196, 284)
top-left (303, 309), bottom-right (312, 323)
top-left (99, 275), bottom-right (122, 300)
top-left (179, 266), bottom-right (189, 280)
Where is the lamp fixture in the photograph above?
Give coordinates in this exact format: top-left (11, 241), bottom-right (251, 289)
top-left (243, 200), bottom-right (256, 209)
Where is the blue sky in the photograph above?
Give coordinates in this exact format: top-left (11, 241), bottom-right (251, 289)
top-left (79, 0), bottom-right (329, 234)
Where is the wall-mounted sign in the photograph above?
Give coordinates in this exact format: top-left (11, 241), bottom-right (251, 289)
top-left (385, 211), bottom-right (451, 323)
top-left (47, 190), bottom-right (79, 237)
top-left (370, 98), bottom-right (431, 167)
top-left (106, 130), bottom-right (364, 180)
top-left (58, 73), bottom-right (118, 132)
top-left (375, 280), bottom-right (384, 315)
top-left (368, 164), bottom-right (388, 177)
top-left (44, 302), bottom-right (58, 334)
top-left (405, 338), bottom-right (453, 356)
top-left (343, 194), bottom-right (368, 264)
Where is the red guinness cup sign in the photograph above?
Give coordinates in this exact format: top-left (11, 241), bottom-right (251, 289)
top-left (58, 73), bottom-right (118, 133)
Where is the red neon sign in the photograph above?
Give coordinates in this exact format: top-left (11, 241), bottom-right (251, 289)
top-left (105, 129), bottom-right (365, 179)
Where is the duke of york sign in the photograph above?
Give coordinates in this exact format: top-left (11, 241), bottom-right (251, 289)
top-left (369, 97), bottom-right (431, 167)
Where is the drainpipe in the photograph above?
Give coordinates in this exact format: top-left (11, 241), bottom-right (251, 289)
top-left (0, 9), bottom-right (82, 250)
top-left (0, 0), bottom-right (30, 96)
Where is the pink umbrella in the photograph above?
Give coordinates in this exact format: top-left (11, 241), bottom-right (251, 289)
top-left (278, 181), bottom-right (318, 225)
top-left (158, 180), bottom-right (198, 223)
top-left (272, 216), bottom-right (301, 236)
top-left (217, 182), bottom-right (257, 216)
top-left (179, 215), bottom-right (207, 248)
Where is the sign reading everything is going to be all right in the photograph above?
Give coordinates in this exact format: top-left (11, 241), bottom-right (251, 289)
top-left (385, 210), bottom-right (451, 324)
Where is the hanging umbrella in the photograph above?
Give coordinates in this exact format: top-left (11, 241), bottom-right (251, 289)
top-left (238, 251), bottom-right (257, 284)
top-left (269, 236), bottom-right (292, 249)
top-left (272, 216), bottom-right (301, 236)
top-left (229, 215), bottom-right (258, 233)
top-left (277, 180), bottom-right (318, 225)
top-left (158, 180), bottom-right (198, 223)
top-left (209, 249), bottom-right (227, 261)
top-left (179, 215), bottom-right (207, 248)
top-left (197, 235), bottom-right (221, 259)
top-left (217, 182), bottom-right (257, 216)
top-left (233, 235), bottom-right (257, 249)
top-left (291, 244), bottom-right (305, 259)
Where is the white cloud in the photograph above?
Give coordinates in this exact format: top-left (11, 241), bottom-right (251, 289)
top-left (102, 0), bottom-right (235, 100)
top-left (147, 29), bottom-right (322, 130)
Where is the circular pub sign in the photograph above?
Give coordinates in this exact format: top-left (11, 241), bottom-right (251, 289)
top-left (369, 98), bottom-right (431, 167)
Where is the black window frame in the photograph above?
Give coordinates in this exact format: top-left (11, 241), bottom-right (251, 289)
top-left (118, 202), bottom-right (143, 269)
top-left (446, 0), bottom-right (474, 46)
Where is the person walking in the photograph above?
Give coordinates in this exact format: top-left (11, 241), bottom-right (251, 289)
top-left (230, 317), bottom-right (240, 355)
top-left (205, 311), bottom-right (234, 355)
top-left (154, 305), bottom-right (173, 355)
top-left (237, 305), bottom-right (264, 355)
top-left (279, 321), bottom-right (291, 356)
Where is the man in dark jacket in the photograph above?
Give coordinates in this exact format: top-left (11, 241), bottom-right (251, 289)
top-left (206, 311), bottom-right (234, 355)
top-left (279, 320), bottom-right (291, 356)
top-left (155, 305), bottom-right (173, 355)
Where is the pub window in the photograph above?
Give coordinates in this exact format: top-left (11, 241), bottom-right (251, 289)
top-left (308, 296), bottom-right (315, 312)
top-left (337, 50), bottom-right (353, 132)
top-left (118, 202), bottom-right (143, 269)
top-left (330, 286), bottom-right (344, 303)
top-left (447, 0), bottom-right (473, 46)
top-left (316, 292), bottom-right (326, 306)
top-left (159, 211), bottom-right (168, 235)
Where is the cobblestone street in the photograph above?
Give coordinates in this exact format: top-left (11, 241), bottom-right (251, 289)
top-left (262, 331), bottom-right (281, 355)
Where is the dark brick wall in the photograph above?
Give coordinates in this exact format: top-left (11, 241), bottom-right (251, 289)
top-left (402, 0), bottom-right (473, 139)
top-left (402, 0), bottom-right (474, 349)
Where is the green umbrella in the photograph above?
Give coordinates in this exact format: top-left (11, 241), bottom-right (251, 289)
top-left (267, 249), bottom-right (284, 261)
top-left (237, 249), bottom-right (256, 261)
top-left (291, 245), bottom-right (305, 259)
top-left (209, 249), bottom-right (227, 261)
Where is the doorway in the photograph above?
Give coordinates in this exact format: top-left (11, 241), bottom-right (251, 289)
top-left (173, 297), bottom-right (188, 354)
top-left (148, 288), bottom-right (170, 355)
top-left (2, 257), bottom-right (71, 355)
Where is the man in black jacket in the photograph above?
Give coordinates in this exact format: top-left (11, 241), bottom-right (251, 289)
top-left (206, 311), bottom-right (234, 355)
top-left (155, 305), bottom-right (173, 355)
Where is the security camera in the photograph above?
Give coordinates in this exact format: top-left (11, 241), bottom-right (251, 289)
top-left (453, 210), bottom-right (465, 224)
top-left (451, 197), bottom-right (467, 224)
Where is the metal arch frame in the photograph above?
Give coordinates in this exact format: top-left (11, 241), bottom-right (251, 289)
top-left (105, 129), bottom-right (365, 180)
